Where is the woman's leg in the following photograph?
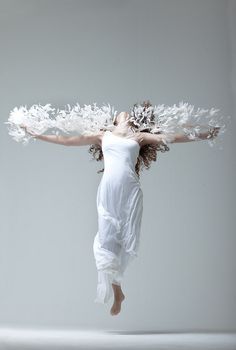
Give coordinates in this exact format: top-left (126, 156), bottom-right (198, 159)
top-left (110, 249), bottom-right (132, 315)
top-left (93, 231), bottom-right (121, 304)
top-left (110, 283), bottom-right (125, 316)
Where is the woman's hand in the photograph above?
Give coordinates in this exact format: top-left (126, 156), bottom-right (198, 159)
top-left (208, 126), bottom-right (220, 139)
top-left (20, 124), bottom-right (38, 137)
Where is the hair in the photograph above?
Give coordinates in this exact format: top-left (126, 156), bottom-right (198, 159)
top-left (88, 100), bottom-right (170, 178)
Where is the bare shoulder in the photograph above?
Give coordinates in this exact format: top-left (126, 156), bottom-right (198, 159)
top-left (96, 130), bottom-right (106, 146)
top-left (85, 130), bottom-right (105, 146)
top-left (135, 132), bottom-right (161, 146)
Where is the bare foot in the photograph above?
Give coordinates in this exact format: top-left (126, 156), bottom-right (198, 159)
top-left (110, 284), bottom-right (125, 316)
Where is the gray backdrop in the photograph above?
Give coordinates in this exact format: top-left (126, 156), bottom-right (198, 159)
top-left (0, 0), bottom-right (235, 331)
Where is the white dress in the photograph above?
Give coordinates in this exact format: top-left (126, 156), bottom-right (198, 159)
top-left (93, 130), bottom-right (143, 303)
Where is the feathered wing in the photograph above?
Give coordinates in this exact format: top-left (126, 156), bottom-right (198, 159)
top-left (4, 100), bottom-right (231, 147)
top-left (4, 102), bottom-right (118, 145)
top-left (129, 101), bottom-right (231, 148)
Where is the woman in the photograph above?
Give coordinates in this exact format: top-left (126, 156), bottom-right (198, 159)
top-left (21, 101), bottom-right (220, 316)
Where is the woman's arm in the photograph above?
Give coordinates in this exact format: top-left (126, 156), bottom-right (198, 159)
top-left (172, 127), bottom-right (220, 143)
top-left (62, 133), bottom-right (103, 146)
top-left (21, 125), bottom-right (102, 146)
top-left (21, 126), bottom-right (68, 145)
top-left (140, 127), bottom-right (220, 145)
top-left (35, 134), bottom-right (68, 145)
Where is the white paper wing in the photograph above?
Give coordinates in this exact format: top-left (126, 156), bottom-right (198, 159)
top-left (129, 101), bottom-right (231, 148)
top-left (5, 100), bottom-right (231, 148)
top-left (4, 102), bottom-right (118, 145)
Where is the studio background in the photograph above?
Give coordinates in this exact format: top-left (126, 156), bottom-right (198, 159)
top-left (0, 0), bottom-right (235, 331)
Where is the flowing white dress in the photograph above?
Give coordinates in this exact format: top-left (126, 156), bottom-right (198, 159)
top-left (93, 130), bottom-right (143, 303)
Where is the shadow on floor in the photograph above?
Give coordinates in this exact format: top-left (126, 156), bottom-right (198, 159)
top-left (105, 329), bottom-right (232, 335)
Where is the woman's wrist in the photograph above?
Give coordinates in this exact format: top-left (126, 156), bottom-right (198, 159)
top-left (199, 127), bottom-right (220, 140)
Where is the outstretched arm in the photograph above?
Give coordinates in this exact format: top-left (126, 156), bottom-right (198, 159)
top-left (172, 127), bottom-right (220, 143)
top-left (21, 126), bottom-right (70, 145)
top-left (140, 127), bottom-right (220, 146)
top-left (35, 134), bottom-right (68, 145)
top-left (21, 125), bottom-right (102, 146)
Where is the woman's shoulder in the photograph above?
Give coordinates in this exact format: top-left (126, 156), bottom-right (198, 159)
top-left (95, 129), bottom-right (109, 146)
top-left (135, 131), bottom-right (150, 145)
top-left (136, 131), bottom-right (166, 146)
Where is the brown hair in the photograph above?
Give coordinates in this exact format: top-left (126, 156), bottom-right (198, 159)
top-left (88, 100), bottom-right (170, 178)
